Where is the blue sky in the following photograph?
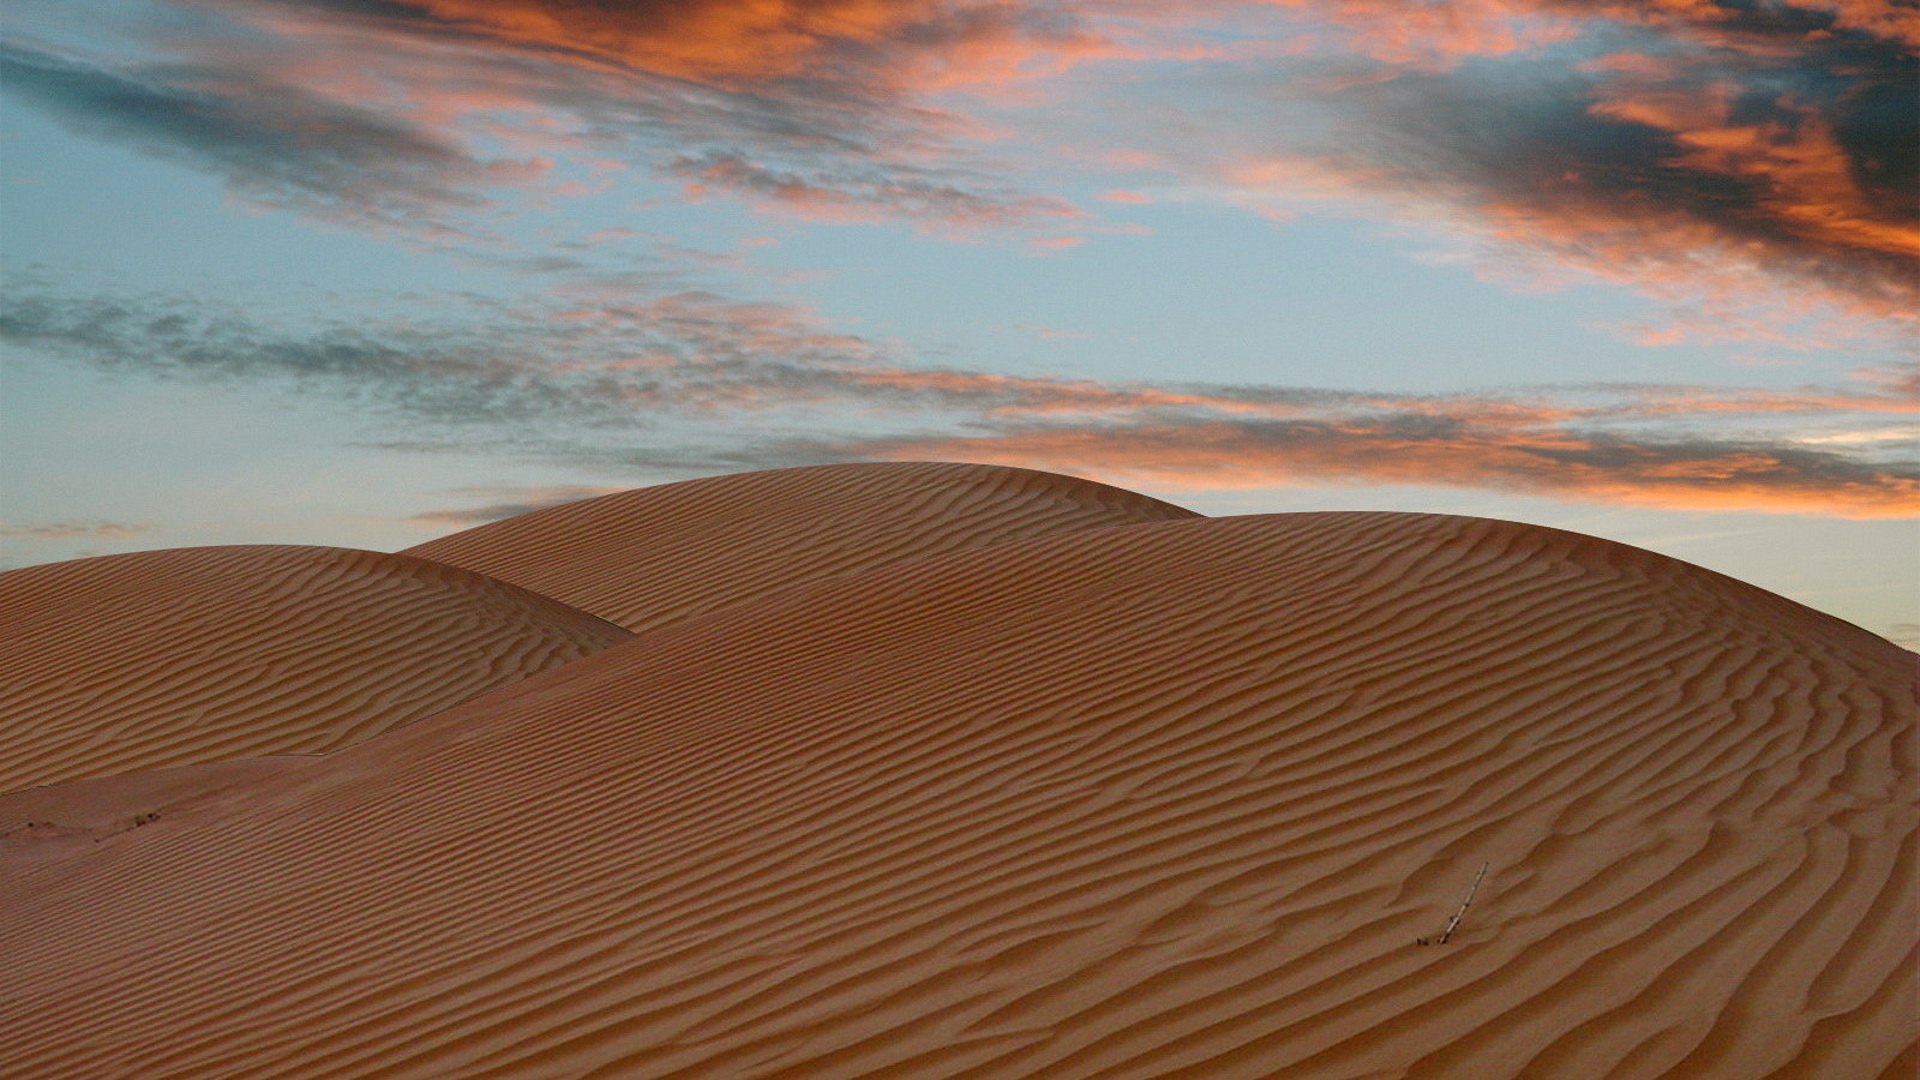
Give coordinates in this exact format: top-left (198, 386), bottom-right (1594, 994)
top-left (2, 0), bottom-right (1915, 644)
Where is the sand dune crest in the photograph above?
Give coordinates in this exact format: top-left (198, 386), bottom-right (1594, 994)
top-left (404, 461), bottom-right (1199, 632)
top-left (0, 544), bottom-right (632, 793)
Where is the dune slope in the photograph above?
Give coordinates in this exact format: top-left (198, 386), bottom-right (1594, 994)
top-left (2, 511), bottom-right (1913, 1078)
top-left (0, 545), bottom-right (632, 793)
top-left (403, 461), bottom-right (1198, 631)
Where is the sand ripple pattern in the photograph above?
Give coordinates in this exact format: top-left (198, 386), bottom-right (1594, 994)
top-left (0, 545), bottom-right (633, 793)
top-left (404, 462), bottom-right (1199, 632)
top-left (2, 509), bottom-right (1913, 1078)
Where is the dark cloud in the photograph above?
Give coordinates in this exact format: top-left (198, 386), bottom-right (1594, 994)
top-left (0, 282), bottom-right (890, 434)
top-left (1829, 60), bottom-right (1920, 207)
top-left (1229, 1), bottom-right (1920, 327)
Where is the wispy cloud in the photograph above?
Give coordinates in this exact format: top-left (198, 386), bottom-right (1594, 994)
top-left (670, 150), bottom-right (1078, 229)
top-left (18, 0), bottom-right (1121, 233)
top-left (0, 521), bottom-right (153, 540)
top-left (7, 278), bottom-right (1914, 518)
top-left (0, 41), bottom-right (546, 234)
top-left (186, 0), bottom-right (1122, 89)
top-left (843, 417), bottom-right (1920, 518)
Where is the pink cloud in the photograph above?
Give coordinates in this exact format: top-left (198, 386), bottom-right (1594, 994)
top-left (854, 419), bottom-right (1920, 518)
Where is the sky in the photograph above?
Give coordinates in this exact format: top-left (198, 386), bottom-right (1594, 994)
top-left (1, 0), bottom-right (1915, 645)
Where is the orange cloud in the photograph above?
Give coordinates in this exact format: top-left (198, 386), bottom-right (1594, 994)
top-left (1258, 0), bottom-right (1580, 66)
top-left (1581, 52), bottom-right (1920, 263)
top-left (855, 419), bottom-right (1920, 518)
top-left (1228, 42), bottom-right (1917, 344)
top-left (139, 0), bottom-right (1911, 279)
top-left (200, 0), bottom-right (1126, 90)
top-left (799, 362), bottom-right (1920, 520)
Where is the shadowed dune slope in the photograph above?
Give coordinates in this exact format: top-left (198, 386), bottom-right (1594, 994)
top-left (3, 512), bottom-right (1914, 1078)
top-left (0, 545), bottom-right (632, 794)
top-left (403, 461), bottom-right (1198, 631)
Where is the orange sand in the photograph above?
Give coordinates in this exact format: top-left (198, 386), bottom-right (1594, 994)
top-left (404, 461), bottom-right (1198, 631)
top-left (0, 545), bottom-right (631, 793)
top-left (1, 464), bottom-right (1912, 1078)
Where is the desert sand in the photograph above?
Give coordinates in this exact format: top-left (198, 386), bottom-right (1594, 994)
top-left (404, 461), bottom-right (1199, 632)
top-left (0, 545), bottom-right (632, 792)
top-left (1, 463), bottom-right (1913, 1078)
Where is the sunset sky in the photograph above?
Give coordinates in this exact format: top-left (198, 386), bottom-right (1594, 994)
top-left (2, 0), bottom-right (1915, 643)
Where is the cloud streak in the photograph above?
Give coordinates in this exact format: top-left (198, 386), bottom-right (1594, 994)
top-left (6, 279), bottom-right (1914, 518)
top-left (0, 41), bottom-right (545, 233)
top-left (188, 0), bottom-right (1121, 88)
top-left (844, 418), bottom-right (1920, 518)
top-left (0, 521), bottom-right (154, 540)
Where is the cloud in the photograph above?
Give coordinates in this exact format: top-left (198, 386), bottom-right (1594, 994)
top-left (186, 0), bottom-right (1116, 89)
top-left (1259, 0), bottom-right (1919, 65)
top-left (1215, 1), bottom-right (1918, 339)
top-left (0, 1), bottom-right (1118, 238)
top-left (7, 279), bottom-right (1914, 519)
top-left (0, 280), bottom-right (886, 430)
top-left (0, 521), bottom-right (153, 540)
top-left (0, 42), bottom-right (544, 233)
top-left (7, 0), bottom-right (1907, 332)
top-left (840, 417), bottom-right (1920, 518)
top-left (671, 150), bottom-right (1078, 228)
top-left (125, 0), bottom-right (1120, 233)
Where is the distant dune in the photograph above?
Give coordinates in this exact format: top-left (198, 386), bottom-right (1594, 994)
top-left (405, 461), bottom-right (1198, 631)
top-left (1, 465), bottom-right (1913, 1078)
top-left (0, 545), bottom-right (631, 793)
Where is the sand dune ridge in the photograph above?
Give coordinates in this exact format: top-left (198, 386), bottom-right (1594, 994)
top-left (0, 544), bottom-right (632, 794)
top-left (404, 461), bottom-right (1200, 632)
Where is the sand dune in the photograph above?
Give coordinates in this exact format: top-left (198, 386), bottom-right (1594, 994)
top-left (404, 461), bottom-right (1198, 631)
top-left (0, 545), bottom-right (631, 793)
top-left (3, 493), bottom-right (1911, 1078)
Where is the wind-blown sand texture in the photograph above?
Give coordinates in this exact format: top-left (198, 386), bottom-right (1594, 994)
top-left (2, 466), bottom-right (1913, 1079)
top-left (404, 461), bottom-right (1199, 631)
top-left (0, 545), bottom-right (632, 793)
